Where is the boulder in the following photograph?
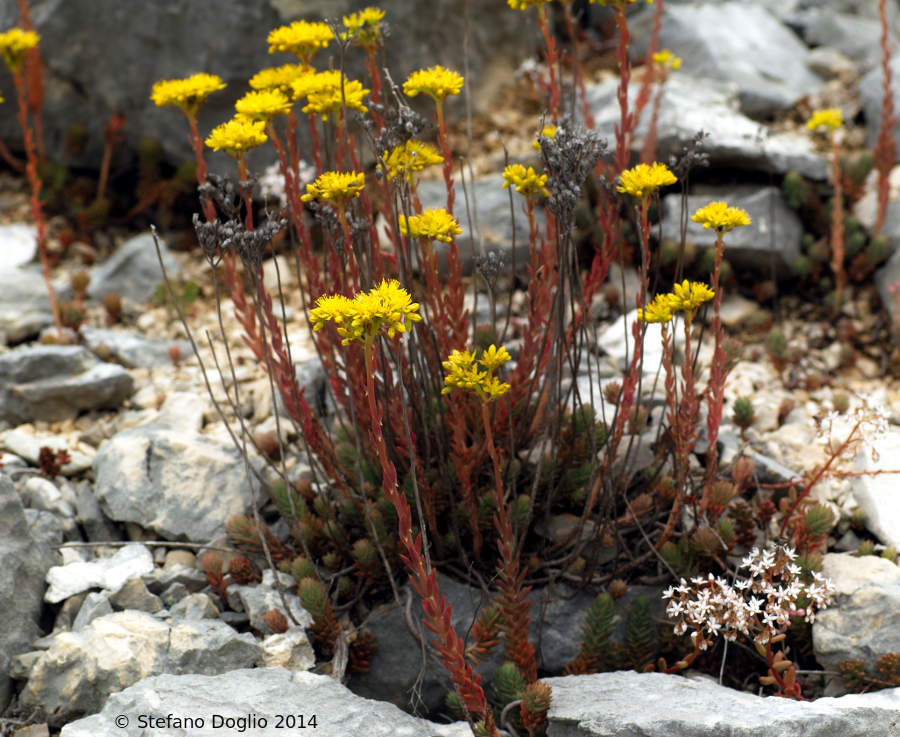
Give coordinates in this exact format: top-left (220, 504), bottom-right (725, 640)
top-left (80, 326), bottom-right (191, 369)
top-left (0, 344), bottom-right (134, 425)
top-left (58, 668), bottom-right (470, 737)
top-left (86, 232), bottom-right (181, 305)
top-left (17, 611), bottom-right (261, 728)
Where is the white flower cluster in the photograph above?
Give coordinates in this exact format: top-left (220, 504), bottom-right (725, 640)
top-left (662, 544), bottom-right (834, 651)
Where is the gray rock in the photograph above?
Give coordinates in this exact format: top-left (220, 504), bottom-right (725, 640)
top-left (587, 74), bottom-right (828, 180)
top-left (18, 611), bottom-right (261, 727)
top-left (851, 432), bottom-right (900, 549)
top-left (544, 671), bottom-right (900, 737)
top-left (107, 577), bottom-right (163, 613)
top-left (799, 11), bottom-right (887, 71)
top-left (71, 592), bottom-right (113, 632)
top-left (24, 508), bottom-right (66, 548)
top-left (2, 430), bottom-right (93, 475)
top-left (629, 2), bottom-right (823, 118)
top-left (659, 187), bottom-right (803, 275)
top-left (0, 1), bottom-right (529, 171)
top-left (0, 223), bottom-right (37, 271)
top-left (143, 563), bottom-right (209, 595)
top-left (72, 480), bottom-right (122, 543)
top-left (813, 553), bottom-right (900, 685)
top-left (21, 476), bottom-right (76, 518)
top-left (806, 47), bottom-right (857, 80)
top-left (417, 174), bottom-right (531, 275)
top-left (0, 267), bottom-right (71, 345)
top-left (86, 232), bottom-right (180, 305)
top-left (860, 55), bottom-right (900, 150)
top-left (92, 422), bottom-right (256, 542)
top-left (0, 473), bottom-right (55, 712)
top-left (227, 569), bottom-right (310, 633)
top-left (0, 344), bottom-right (135, 426)
top-left (169, 592), bottom-right (220, 621)
top-left (44, 543), bottom-right (155, 604)
top-left (80, 326), bottom-right (191, 369)
top-left (59, 668), bottom-right (470, 737)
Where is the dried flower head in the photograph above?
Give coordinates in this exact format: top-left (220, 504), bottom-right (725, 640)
top-left (807, 108), bottom-right (843, 133)
top-left (403, 65), bottom-right (464, 102)
top-left (691, 201), bottom-right (751, 233)
top-left (617, 162), bottom-right (677, 199)
top-left (442, 345), bottom-right (511, 401)
top-left (662, 544), bottom-right (833, 651)
top-left (341, 7), bottom-right (386, 50)
top-left (381, 140), bottom-right (443, 181)
top-left (398, 208), bottom-right (462, 242)
top-left (267, 20), bottom-right (333, 64)
top-left (235, 89), bottom-right (293, 121)
top-left (151, 73), bottom-right (226, 115)
top-left (539, 122), bottom-right (606, 218)
top-left (502, 164), bottom-right (549, 199)
top-left (301, 170), bottom-right (365, 207)
top-left (205, 116), bottom-right (268, 157)
top-left (309, 279), bottom-right (422, 345)
top-left (249, 64), bottom-right (311, 95)
top-left (0, 27), bottom-right (39, 74)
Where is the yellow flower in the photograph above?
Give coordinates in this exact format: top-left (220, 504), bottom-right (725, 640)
top-left (249, 64), bottom-right (311, 96)
top-left (652, 49), bottom-right (682, 71)
top-left (481, 344), bottom-right (512, 371)
top-left (502, 164), bottom-right (549, 199)
top-left (637, 293), bottom-right (677, 324)
top-left (617, 162), bottom-right (677, 199)
top-left (532, 124), bottom-right (557, 150)
top-left (398, 208), bottom-right (462, 243)
top-left (310, 280), bottom-right (422, 345)
top-left (508, 0), bottom-right (550, 9)
top-left (806, 108), bottom-right (842, 133)
top-left (341, 7), bottom-right (385, 49)
top-left (267, 20), bottom-right (333, 64)
top-left (442, 345), bottom-right (511, 401)
top-left (204, 116), bottom-right (268, 157)
top-left (151, 73), bottom-right (226, 115)
top-left (670, 280), bottom-right (714, 312)
top-left (691, 201), bottom-right (751, 233)
top-left (0, 27), bottom-right (39, 74)
top-left (381, 140), bottom-right (444, 182)
top-left (301, 171), bottom-right (366, 206)
top-left (235, 89), bottom-right (293, 121)
top-left (303, 78), bottom-right (369, 120)
top-left (403, 66), bottom-right (464, 102)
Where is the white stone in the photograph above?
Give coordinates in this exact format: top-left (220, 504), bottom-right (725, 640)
top-left (0, 224), bottom-right (37, 271)
top-left (258, 629), bottom-right (315, 670)
top-left (44, 544), bottom-right (154, 604)
top-left (851, 431), bottom-right (900, 548)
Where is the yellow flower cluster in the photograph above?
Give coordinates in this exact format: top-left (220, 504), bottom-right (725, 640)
top-left (638, 280), bottom-right (714, 323)
top-left (691, 201), bottom-right (751, 233)
top-left (205, 116), bottom-right (268, 157)
top-left (151, 73), bottom-right (226, 114)
top-left (398, 208), bottom-right (462, 242)
top-left (403, 65), bottom-right (464, 102)
top-left (0, 27), bottom-right (39, 74)
top-left (381, 140), bottom-right (444, 181)
top-left (502, 164), bottom-right (549, 199)
top-left (442, 345), bottom-right (511, 401)
top-left (341, 7), bottom-right (385, 50)
top-left (806, 108), bottom-right (842, 133)
top-left (507, 0), bottom-right (550, 9)
top-left (249, 64), bottom-right (310, 96)
top-left (310, 279), bottom-right (422, 345)
top-left (617, 162), bottom-right (677, 199)
top-left (291, 70), bottom-right (369, 120)
top-left (532, 124), bottom-right (557, 150)
top-left (301, 171), bottom-right (366, 206)
top-left (652, 49), bottom-right (682, 71)
top-left (235, 89), bottom-right (293, 120)
top-left (267, 20), bottom-right (333, 64)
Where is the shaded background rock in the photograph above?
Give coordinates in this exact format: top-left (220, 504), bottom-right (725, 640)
top-left (0, 0), bottom-right (531, 170)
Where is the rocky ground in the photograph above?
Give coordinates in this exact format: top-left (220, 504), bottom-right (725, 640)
top-left (3, 1), bottom-right (900, 736)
